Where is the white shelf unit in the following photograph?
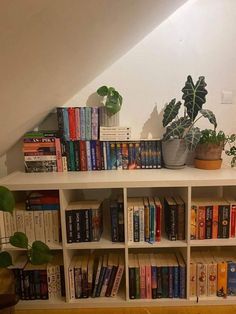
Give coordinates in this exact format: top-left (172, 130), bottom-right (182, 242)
top-left (0, 167), bottom-right (236, 308)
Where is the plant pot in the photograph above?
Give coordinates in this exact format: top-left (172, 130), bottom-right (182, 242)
top-left (195, 143), bottom-right (223, 160)
top-left (99, 106), bottom-right (120, 127)
top-left (162, 139), bottom-right (188, 169)
top-left (194, 158), bottom-right (222, 170)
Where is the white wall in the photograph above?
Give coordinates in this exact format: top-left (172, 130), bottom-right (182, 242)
top-left (65, 0), bottom-right (236, 140)
top-left (2, 0), bottom-right (236, 176)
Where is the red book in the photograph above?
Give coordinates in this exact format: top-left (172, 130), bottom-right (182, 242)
top-left (68, 107), bottom-right (76, 141)
top-left (230, 204), bottom-right (236, 238)
top-left (79, 140), bottom-right (87, 171)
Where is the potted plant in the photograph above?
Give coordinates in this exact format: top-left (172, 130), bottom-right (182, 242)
top-left (0, 186), bottom-right (53, 311)
top-left (162, 75), bottom-right (217, 169)
top-left (194, 129), bottom-right (236, 169)
top-left (97, 86), bottom-right (123, 127)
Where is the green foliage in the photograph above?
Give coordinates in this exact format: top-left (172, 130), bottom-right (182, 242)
top-left (97, 85), bottom-right (123, 115)
top-left (224, 133), bottom-right (236, 167)
top-left (0, 186), bottom-right (53, 268)
top-left (0, 186), bottom-right (15, 213)
top-left (162, 75), bottom-right (217, 151)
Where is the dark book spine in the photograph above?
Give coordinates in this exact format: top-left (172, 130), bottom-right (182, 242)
top-left (66, 210), bottom-right (74, 243)
top-left (218, 204), bottom-right (230, 238)
top-left (156, 266), bottom-right (162, 298)
top-left (118, 201), bottom-right (124, 242)
top-left (133, 208), bottom-right (140, 242)
top-left (75, 210), bottom-right (82, 242)
top-left (40, 269), bottom-right (49, 299)
top-left (179, 265), bottom-right (186, 298)
top-left (73, 141), bottom-right (80, 171)
top-left (95, 140), bottom-right (102, 170)
top-left (79, 140), bottom-right (87, 171)
top-left (168, 266), bottom-right (173, 298)
top-left (110, 204), bottom-right (119, 242)
top-left (205, 205), bottom-right (213, 239)
top-left (140, 141), bottom-right (146, 169)
top-left (173, 266), bottom-right (179, 298)
top-left (151, 265), bottom-right (158, 299)
top-left (129, 267), bottom-right (136, 299)
top-left (95, 266), bottom-right (107, 297)
top-left (34, 270), bottom-right (41, 299)
top-left (161, 266), bottom-right (169, 298)
top-left (156, 140), bottom-right (162, 168)
top-left (23, 270), bottom-right (30, 300)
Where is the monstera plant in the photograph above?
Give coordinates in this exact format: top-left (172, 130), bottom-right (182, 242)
top-left (162, 75), bottom-right (217, 168)
top-left (0, 186), bottom-right (53, 268)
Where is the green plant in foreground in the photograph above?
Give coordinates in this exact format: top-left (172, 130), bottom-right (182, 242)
top-left (0, 186), bottom-right (53, 267)
top-left (97, 85), bottom-right (123, 115)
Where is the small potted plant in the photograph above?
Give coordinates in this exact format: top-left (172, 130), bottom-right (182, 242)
top-left (195, 129), bottom-right (236, 169)
top-left (97, 86), bottom-right (123, 127)
top-left (162, 75), bottom-right (217, 169)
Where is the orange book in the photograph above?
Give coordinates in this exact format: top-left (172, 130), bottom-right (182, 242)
top-left (191, 205), bottom-right (197, 240)
top-left (212, 204), bottom-right (219, 239)
top-left (214, 254), bottom-right (227, 297)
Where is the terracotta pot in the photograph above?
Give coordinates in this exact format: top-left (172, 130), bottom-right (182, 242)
top-left (194, 158), bottom-right (222, 170)
top-left (195, 143), bottom-right (223, 160)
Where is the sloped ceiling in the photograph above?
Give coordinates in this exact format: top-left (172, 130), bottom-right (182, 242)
top-left (0, 0), bottom-right (187, 156)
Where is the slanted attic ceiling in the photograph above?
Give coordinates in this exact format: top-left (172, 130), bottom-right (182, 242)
top-left (0, 0), bottom-right (187, 156)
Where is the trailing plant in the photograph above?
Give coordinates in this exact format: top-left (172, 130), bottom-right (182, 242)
top-left (97, 86), bottom-right (123, 115)
top-left (0, 186), bottom-right (53, 268)
top-left (162, 75), bottom-right (217, 151)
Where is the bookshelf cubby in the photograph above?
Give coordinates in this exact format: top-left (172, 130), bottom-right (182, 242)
top-left (0, 167), bottom-right (236, 308)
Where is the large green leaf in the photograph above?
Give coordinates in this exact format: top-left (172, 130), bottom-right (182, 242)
top-left (162, 98), bottom-right (182, 127)
top-left (185, 127), bottom-right (201, 151)
top-left (29, 241), bottom-right (53, 265)
top-left (162, 117), bottom-right (191, 141)
top-left (0, 186), bottom-right (15, 213)
top-left (0, 251), bottom-right (13, 267)
top-left (182, 75), bottom-right (208, 122)
top-left (9, 232), bottom-right (28, 249)
top-left (200, 109), bottom-right (217, 128)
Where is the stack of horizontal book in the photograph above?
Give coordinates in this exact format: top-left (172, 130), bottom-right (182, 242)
top-left (3, 190), bottom-right (61, 245)
top-left (68, 253), bottom-right (124, 299)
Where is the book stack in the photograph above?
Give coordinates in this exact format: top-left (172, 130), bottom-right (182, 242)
top-left (11, 254), bottom-right (65, 301)
top-left (57, 107), bottom-right (99, 141)
top-left (190, 249), bottom-right (236, 298)
top-left (99, 126), bottom-right (131, 141)
top-left (190, 198), bottom-right (235, 240)
top-left (128, 252), bottom-right (186, 299)
top-left (127, 197), bottom-right (162, 243)
top-left (68, 252), bottom-right (124, 299)
top-left (23, 130), bottom-right (63, 173)
top-left (2, 190), bottom-right (61, 246)
top-left (164, 195), bottom-right (186, 241)
top-left (65, 200), bottom-right (103, 243)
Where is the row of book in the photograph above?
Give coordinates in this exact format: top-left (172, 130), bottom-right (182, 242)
top-left (190, 250), bottom-right (236, 297)
top-left (11, 254), bottom-right (65, 300)
top-left (65, 201), bottom-right (103, 243)
top-left (3, 204), bottom-right (61, 245)
top-left (127, 197), bottom-right (162, 243)
top-left (128, 252), bottom-right (186, 299)
top-left (164, 196), bottom-right (186, 241)
top-left (23, 130), bottom-right (162, 173)
top-left (68, 253), bottom-right (124, 299)
top-left (57, 107), bottom-right (99, 141)
top-left (191, 198), bottom-right (236, 240)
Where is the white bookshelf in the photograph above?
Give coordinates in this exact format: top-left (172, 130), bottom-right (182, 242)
top-left (0, 167), bottom-right (236, 308)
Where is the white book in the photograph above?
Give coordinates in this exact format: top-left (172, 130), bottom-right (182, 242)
top-left (52, 210), bottom-right (60, 244)
top-left (127, 204), bottom-right (134, 243)
top-left (44, 210), bottom-right (54, 245)
top-left (15, 208), bottom-right (25, 233)
top-left (24, 211), bottom-right (35, 244)
top-left (139, 205), bottom-right (145, 242)
top-left (34, 210), bottom-right (45, 242)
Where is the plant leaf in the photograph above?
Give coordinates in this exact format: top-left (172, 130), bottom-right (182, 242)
top-left (182, 75), bottom-right (208, 122)
top-left (29, 241), bottom-right (53, 265)
top-left (0, 251), bottom-right (13, 267)
top-left (0, 186), bottom-right (15, 213)
top-left (105, 100), bottom-right (121, 115)
top-left (162, 99), bottom-right (182, 127)
top-left (200, 109), bottom-right (217, 128)
top-left (9, 232), bottom-right (28, 249)
top-left (185, 127), bottom-right (201, 151)
top-left (97, 86), bottom-right (108, 96)
top-left (162, 117), bottom-right (191, 141)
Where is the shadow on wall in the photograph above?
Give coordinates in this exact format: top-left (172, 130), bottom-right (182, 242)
top-left (5, 140), bottom-right (24, 174)
top-left (140, 105), bottom-right (164, 139)
top-left (86, 92), bottom-right (102, 107)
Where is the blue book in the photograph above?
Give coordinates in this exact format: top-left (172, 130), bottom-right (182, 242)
top-left (85, 107), bottom-right (92, 140)
top-left (227, 261), bottom-right (236, 295)
top-left (110, 201), bottom-right (119, 242)
top-left (106, 141), bottom-right (111, 170)
top-left (90, 140), bottom-right (97, 170)
top-left (80, 107), bottom-right (86, 140)
top-left (86, 141), bottom-right (92, 171)
top-left (63, 108), bottom-right (70, 141)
